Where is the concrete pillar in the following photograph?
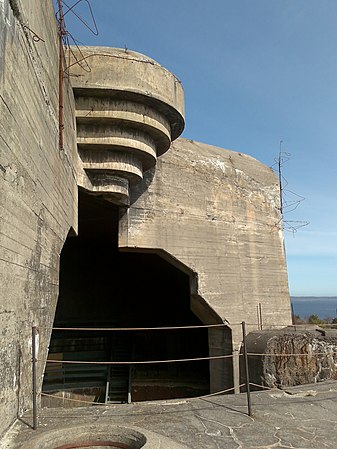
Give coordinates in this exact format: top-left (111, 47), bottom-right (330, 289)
top-left (232, 349), bottom-right (241, 394)
top-left (208, 326), bottom-right (233, 393)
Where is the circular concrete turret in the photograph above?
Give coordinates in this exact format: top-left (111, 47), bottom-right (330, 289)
top-left (68, 47), bottom-right (185, 206)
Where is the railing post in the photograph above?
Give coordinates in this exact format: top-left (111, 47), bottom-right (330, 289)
top-left (241, 321), bottom-right (252, 416)
top-left (32, 326), bottom-right (38, 429)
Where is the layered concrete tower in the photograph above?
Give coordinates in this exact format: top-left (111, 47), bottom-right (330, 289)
top-left (68, 47), bottom-right (185, 206)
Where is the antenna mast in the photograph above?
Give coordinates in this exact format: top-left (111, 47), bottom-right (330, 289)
top-left (272, 141), bottom-right (309, 234)
top-left (278, 140), bottom-right (283, 215)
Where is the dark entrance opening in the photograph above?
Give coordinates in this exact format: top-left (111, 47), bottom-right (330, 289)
top-left (43, 191), bottom-right (210, 404)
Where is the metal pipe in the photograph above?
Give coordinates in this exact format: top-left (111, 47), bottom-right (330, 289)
top-left (256, 305), bottom-right (260, 330)
top-left (58, 0), bottom-right (64, 151)
top-left (241, 321), bottom-right (252, 416)
top-left (278, 140), bottom-right (283, 215)
top-left (258, 303), bottom-right (263, 330)
top-left (32, 326), bottom-right (38, 430)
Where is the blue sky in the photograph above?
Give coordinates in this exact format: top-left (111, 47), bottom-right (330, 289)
top-left (59, 0), bottom-right (337, 296)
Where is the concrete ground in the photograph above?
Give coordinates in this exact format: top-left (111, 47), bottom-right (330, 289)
top-left (2, 380), bottom-right (337, 448)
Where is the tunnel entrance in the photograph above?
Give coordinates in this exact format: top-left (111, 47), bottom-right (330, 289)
top-left (43, 191), bottom-right (210, 404)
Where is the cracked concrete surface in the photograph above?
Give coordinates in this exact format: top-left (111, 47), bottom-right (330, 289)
top-left (2, 381), bottom-right (337, 448)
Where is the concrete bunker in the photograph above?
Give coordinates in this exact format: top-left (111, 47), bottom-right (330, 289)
top-left (0, 1), bottom-right (293, 436)
top-left (42, 191), bottom-right (233, 404)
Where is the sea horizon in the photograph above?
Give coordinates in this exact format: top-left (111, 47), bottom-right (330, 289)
top-left (291, 296), bottom-right (337, 319)
top-left (291, 296), bottom-right (337, 299)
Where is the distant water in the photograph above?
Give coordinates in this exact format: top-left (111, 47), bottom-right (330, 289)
top-left (291, 297), bottom-right (337, 319)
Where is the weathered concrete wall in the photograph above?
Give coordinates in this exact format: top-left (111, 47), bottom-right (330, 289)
top-left (246, 328), bottom-right (337, 389)
top-left (0, 0), bottom-right (78, 435)
top-left (119, 139), bottom-right (292, 347)
top-left (68, 46), bottom-right (184, 206)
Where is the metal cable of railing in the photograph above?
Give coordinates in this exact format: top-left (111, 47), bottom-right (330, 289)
top-left (49, 322), bottom-right (337, 329)
top-left (31, 320), bottom-right (337, 430)
top-left (45, 353), bottom-right (236, 365)
top-left (39, 383), bottom-right (246, 407)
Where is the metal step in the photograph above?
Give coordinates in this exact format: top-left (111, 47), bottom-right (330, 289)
top-left (105, 335), bottom-right (132, 403)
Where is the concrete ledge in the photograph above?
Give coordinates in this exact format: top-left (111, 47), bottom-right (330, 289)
top-left (68, 47), bottom-right (184, 137)
top-left (70, 46), bottom-right (185, 205)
